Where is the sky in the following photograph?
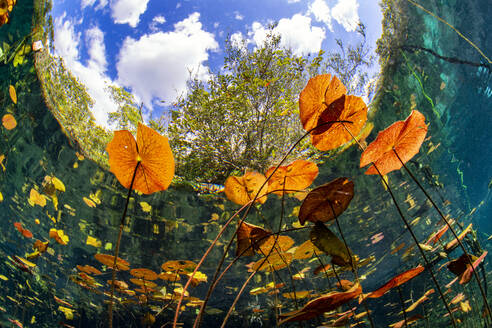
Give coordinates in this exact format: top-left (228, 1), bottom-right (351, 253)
top-left (50, 0), bottom-right (383, 128)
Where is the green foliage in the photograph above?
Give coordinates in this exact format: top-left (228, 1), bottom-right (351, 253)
top-left (36, 52), bottom-right (111, 167)
top-left (167, 31), bottom-right (317, 184)
top-left (107, 85), bottom-right (142, 134)
top-left (319, 23), bottom-right (375, 97)
top-left (376, 0), bottom-right (408, 67)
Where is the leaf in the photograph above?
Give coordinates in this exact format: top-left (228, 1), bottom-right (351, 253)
top-left (94, 253), bottom-right (130, 271)
top-left (140, 201), bottom-right (152, 212)
top-left (258, 235), bottom-right (295, 254)
top-left (76, 265), bottom-right (102, 275)
top-left (250, 252), bottom-right (293, 272)
top-left (49, 229), bottom-right (69, 245)
top-left (52, 177), bottom-right (65, 192)
top-left (360, 110), bottom-right (428, 175)
top-left (58, 306), bottom-right (74, 320)
top-left (366, 265), bottom-right (425, 299)
top-left (86, 236), bottom-right (102, 248)
top-left (224, 171), bottom-right (268, 205)
top-left (299, 74), bottom-right (346, 131)
top-left (130, 268), bottom-right (158, 280)
top-left (2, 114), bottom-right (17, 130)
top-left (459, 251), bottom-right (487, 284)
top-left (293, 240), bottom-right (320, 260)
top-left (9, 85), bottom-right (17, 104)
top-left (310, 95), bottom-right (368, 151)
top-left (265, 160), bottom-right (318, 195)
top-left (83, 197), bottom-right (96, 208)
top-left (279, 283), bottom-right (362, 324)
top-left (298, 177), bottom-right (354, 225)
top-left (310, 222), bottom-right (355, 267)
top-left (106, 123), bottom-right (175, 194)
top-left (236, 221), bottom-right (271, 256)
top-left (445, 223), bottom-right (473, 251)
top-left (28, 189), bottom-right (46, 207)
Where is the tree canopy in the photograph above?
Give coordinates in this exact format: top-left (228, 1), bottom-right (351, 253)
top-left (167, 26), bottom-right (375, 184)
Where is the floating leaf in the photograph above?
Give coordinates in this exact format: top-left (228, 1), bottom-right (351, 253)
top-left (161, 260), bottom-right (196, 273)
top-left (279, 283), bottom-right (362, 324)
top-left (106, 123), bottom-right (175, 194)
top-left (250, 252), bottom-right (293, 272)
top-left (0, 154), bottom-right (5, 171)
top-left (51, 177), bottom-right (65, 192)
top-left (258, 235), bottom-right (295, 255)
top-left (282, 291), bottom-right (311, 299)
top-left (130, 268), bottom-right (158, 281)
top-left (86, 236), bottom-right (102, 248)
top-left (310, 222), bottom-right (355, 267)
top-left (140, 201), bottom-right (152, 212)
top-left (94, 254), bottom-right (130, 271)
top-left (311, 95), bottom-right (368, 151)
top-left (299, 74), bottom-right (346, 131)
top-left (293, 240), bottom-right (320, 260)
top-left (236, 221), bottom-right (270, 256)
top-left (76, 264), bottom-right (102, 275)
top-left (298, 177), bottom-right (354, 225)
top-left (265, 160), bottom-right (318, 195)
top-left (49, 229), bottom-right (69, 245)
top-left (2, 114), bottom-right (17, 130)
top-left (459, 251), bottom-right (487, 284)
top-left (445, 223), bottom-right (473, 251)
top-left (9, 85), bottom-right (16, 104)
top-left (224, 171), bottom-right (268, 205)
top-left (83, 196), bottom-right (96, 208)
top-left (366, 265), bottom-right (425, 299)
top-left (360, 110), bottom-right (428, 175)
top-left (28, 188), bottom-right (46, 207)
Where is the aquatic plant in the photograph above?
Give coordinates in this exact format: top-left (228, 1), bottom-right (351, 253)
top-left (105, 122), bottom-right (175, 327)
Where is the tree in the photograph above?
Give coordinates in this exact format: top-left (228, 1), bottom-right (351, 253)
top-left (318, 23), bottom-right (376, 97)
top-left (167, 30), bottom-right (322, 184)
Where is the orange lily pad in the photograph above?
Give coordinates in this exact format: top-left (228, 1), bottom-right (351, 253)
top-left (299, 74), bottom-right (346, 131)
top-left (94, 253), bottom-right (130, 271)
top-left (161, 260), bottom-right (196, 273)
top-left (236, 221), bottom-right (271, 257)
top-left (130, 268), bottom-right (158, 281)
top-left (298, 177), bottom-right (354, 225)
top-left (279, 283), bottom-right (362, 324)
top-left (367, 265), bottom-right (425, 299)
top-left (2, 114), bottom-right (17, 130)
top-left (265, 160), bottom-right (318, 195)
top-left (360, 110), bottom-right (428, 175)
top-left (311, 95), bottom-right (368, 151)
top-left (106, 123), bottom-right (174, 194)
top-left (224, 171), bottom-right (268, 205)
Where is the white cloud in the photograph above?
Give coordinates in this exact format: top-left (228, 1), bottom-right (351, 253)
top-left (110, 0), bottom-right (150, 27)
top-left (287, 0), bottom-right (301, 2)
top-left (85, 26), bottom-right (107, 72)
top-left (81, 0), bottom-right (107, 10)
top-left (230, 31), bottom-right (246, 49)
top-left (309, 0), bottom-right (332, 31)
top-left (250, 14), bottom-right (325, 56)
top-left (149, 15), bottom-right (166, 32)
top-left (116, 12), bottom-right (218, 108)
top-left (234, 11), bottom-right (244, 20)
top-left (54, 15), bottom-right (118, 127)
top-left (331, 0), bottom-right (359, 32)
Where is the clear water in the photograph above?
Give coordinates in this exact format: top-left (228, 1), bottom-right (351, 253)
top-left (0, 0), bottom-right (491, 327)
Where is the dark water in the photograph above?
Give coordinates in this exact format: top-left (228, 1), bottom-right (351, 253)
top-left (0, 0), bottom-right (491, 327)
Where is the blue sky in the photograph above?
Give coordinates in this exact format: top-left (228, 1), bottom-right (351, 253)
top-left (51, 0), bottom-right (382, 127)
